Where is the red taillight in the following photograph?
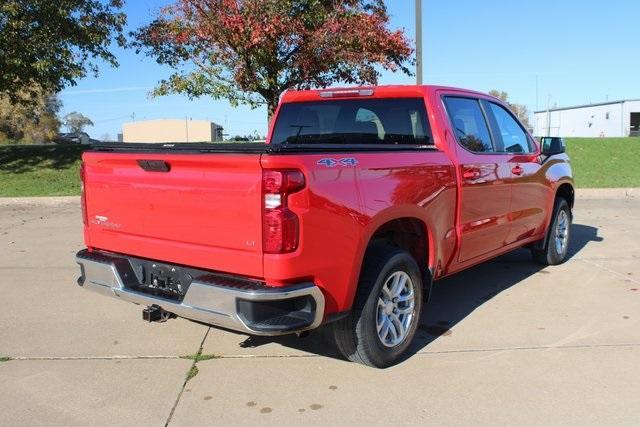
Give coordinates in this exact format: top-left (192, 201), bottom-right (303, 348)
top-left (263, 209), bottom-right (299, 253)
top-left (262, 169), bottom-right (305, 254)
top-left (80, 162), bottom-right (87, 226)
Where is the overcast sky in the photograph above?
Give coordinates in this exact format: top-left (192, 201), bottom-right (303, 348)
top-left (59, 0), bottom-right (640, 139)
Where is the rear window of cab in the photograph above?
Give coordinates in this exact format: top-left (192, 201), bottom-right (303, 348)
top-left (271, 98), bottom-right (433, 145)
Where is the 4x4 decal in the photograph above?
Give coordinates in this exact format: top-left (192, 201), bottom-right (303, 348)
top-left (317, 157), bottom-right (359, 167)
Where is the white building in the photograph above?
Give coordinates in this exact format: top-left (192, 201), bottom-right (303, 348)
top-left (533, 100), bottom-right (640, 137)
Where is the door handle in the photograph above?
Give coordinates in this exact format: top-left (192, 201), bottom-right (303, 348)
top-left (138, 160), bottom-right (171, 172)
top-left (462, 168), bottom-right (481, 179)
top-left (511, 165), bottom-right (524, 176)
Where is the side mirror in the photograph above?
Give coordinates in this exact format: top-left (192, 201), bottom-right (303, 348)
top-left (540, 137), bottom-right (566, 156)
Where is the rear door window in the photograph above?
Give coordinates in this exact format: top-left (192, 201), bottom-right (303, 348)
top-left (443, 97), bottom-right (494, 153)
top-left (271, 98), bottom-right (432, 145)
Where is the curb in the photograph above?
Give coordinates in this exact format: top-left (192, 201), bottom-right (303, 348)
top-left (0, 188), bottom-right (636, 206)
top-left (576, 188), bottom-right (637, 200)
top-left (0, 196), bottom-right (80, 206)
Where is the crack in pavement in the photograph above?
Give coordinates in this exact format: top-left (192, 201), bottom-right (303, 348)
top-left (0, 266), bottom-right (78, 270)
top-left (8, 355), bottom-right (183, 361)
top-left (415, 342), bottom-right (640, 355)
top-left (207, 342), bottom-right (640, 359)
top-left (579, 258), bottom-right (640, 285)
top-left (164, 327), bottom-right (210, 427)
top-left (10, 342), bottom-right (637, 362)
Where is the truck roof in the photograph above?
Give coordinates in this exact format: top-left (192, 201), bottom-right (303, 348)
top-left (281, 84), bottom-right (489, 103)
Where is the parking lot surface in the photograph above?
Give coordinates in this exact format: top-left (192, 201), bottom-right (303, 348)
top-left (1, 193), bottom-right (639, 426)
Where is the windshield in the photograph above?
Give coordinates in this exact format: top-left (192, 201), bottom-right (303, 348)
top-left (271, 98), bottom-right (432, 145)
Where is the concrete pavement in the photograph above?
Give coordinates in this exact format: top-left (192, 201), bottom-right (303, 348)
top-left (0, 193), bottom-right (639, 426)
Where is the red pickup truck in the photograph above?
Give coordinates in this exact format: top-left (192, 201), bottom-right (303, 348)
top-left (76, 85), bottom-right (573, 367)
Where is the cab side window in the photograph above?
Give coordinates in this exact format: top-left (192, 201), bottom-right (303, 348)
top-left (443, 97), bottom-right (494, 153)
top-left (488, 102), bottom-right (533, 153)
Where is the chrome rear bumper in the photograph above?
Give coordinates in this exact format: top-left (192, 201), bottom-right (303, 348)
top-left (76, 250), bottom-right (325, 336)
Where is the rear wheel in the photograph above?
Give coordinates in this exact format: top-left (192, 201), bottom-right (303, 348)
top-left (332, 245), bottom-right (423, 368)
top-left (531, 198), bottom-right (572, 265)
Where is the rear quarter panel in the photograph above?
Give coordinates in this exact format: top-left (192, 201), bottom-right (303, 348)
top-left (261, 151), bottom-right (456, 314)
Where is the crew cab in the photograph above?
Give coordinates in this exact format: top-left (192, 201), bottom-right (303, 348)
top-left (76, 85), bottom-right (574, 367)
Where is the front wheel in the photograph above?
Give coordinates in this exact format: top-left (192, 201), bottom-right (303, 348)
top-left (332, 245), bottom-right (423, 368)
top-left (531, 198), bottom-right (572, 265)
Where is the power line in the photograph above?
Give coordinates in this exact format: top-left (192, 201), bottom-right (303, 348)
top-left (60, 86), bottom-right (153, 96)
top-left (93, 115), bottom-right (133, 123)
top-left (415, 0), bottom-right (423, 85)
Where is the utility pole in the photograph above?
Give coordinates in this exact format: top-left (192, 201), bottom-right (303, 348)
top-left (546, 94), bottom-right (552, 137)
top-left (415, 0), bottom-right (423, 85)
top-left (535, 75), bottom-right (539, 111)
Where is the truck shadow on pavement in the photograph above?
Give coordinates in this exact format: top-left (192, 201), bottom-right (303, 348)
top-left (236, 223), bottom-right (603, 365)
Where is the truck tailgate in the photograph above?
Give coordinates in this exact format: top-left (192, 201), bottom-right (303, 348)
top-left (82, 151), bottom-right (264, 277)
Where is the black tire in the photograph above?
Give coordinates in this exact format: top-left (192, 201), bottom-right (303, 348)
top-left (332, 245), bottom-right (423, 368)
top-left (531, 198), bottom-right (572, 265)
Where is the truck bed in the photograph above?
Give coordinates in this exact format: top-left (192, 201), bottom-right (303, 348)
top-left (82, 142), bottom-right (438, 278)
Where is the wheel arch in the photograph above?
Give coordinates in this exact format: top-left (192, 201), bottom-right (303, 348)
top-left (535, 181), bottom-right (575, 252)
top-left (366, 217), bottom-right (431, 272)
top-left (347, 213), bottom-right (435, 310)
top-left (556, 182), bottom-right (575, 210)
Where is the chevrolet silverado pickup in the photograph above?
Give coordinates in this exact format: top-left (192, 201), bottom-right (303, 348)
top-left (76, 85), bottom-right (574, 367)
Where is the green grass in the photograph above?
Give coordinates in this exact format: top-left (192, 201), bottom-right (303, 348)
top-left (565, 138), bottom-right (640, 188)
top-left (0, 145), bottom-right (87, 197)
top-left (185, 364), bottom-right (199, 381)
top-left (180, 350), bottom-right (219, 382)
top-left (0, 139), bottom-right (638, 196)
top-left (180, 353), bottom-right (219, 362)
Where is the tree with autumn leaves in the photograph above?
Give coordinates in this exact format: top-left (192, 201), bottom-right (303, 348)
top-left (489, 90), bottom-right (531, 129)
top-left (134, 0), bottom-right (414, 117)
top-left (0, 0), bottom-right (126, 104)
top-left (0, 1), bottom-right (125, 143)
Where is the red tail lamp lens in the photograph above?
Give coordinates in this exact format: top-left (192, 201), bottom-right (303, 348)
top-left (262, 169), bottom-right (305, 254)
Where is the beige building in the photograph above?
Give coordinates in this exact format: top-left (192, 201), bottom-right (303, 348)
top-left (121, 119), bottom-right (224, 143)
